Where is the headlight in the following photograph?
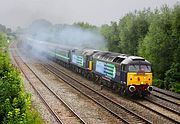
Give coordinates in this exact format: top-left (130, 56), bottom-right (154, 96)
top-left (147, 86), bottom-right (153, 92)
top-left (129, 85), bottom-right (136, 92)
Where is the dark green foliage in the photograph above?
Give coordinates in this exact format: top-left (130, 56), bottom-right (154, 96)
top-left (164, 63), bottom-right (180, 93)
top-left (74, 22), bottom-right (97, 30)
top-left (139, 4), bottom-right (180, 92)
top-left (100, 22), bottom-right (120, 52)
top-left (100, 10), bottom-right (151, 55)
top-left (171, 4), bottom-right (180, 64)
top-left (139, 5), bottom-right (173, 79)
top-left (100, 3), bottom-right (180, 93)
top-left (153, 79), bottom-right (164, 88)
top-left (119, 11), bottom-right (150, 55)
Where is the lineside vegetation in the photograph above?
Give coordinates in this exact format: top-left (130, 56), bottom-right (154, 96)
top-left (0, 33), bottom-right (44, 124)
top-left (100, 3), bottom-right (180, 93)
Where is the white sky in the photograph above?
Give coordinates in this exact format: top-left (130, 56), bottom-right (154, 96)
top-left (0, 0), bottom-right (179, 29)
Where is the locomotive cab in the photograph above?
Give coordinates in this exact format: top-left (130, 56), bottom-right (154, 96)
top-left (121, 56), bottom-right (153, 95)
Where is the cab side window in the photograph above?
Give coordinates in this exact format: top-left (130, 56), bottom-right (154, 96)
top-left (121, 64), bottom-right (126, 71)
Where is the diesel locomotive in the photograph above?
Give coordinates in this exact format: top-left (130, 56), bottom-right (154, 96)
top-left (26, 39), bottom-right (153, 97)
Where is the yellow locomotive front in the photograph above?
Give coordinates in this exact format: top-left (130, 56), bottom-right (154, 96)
top-left (127, 64), bottom-right (153, 96)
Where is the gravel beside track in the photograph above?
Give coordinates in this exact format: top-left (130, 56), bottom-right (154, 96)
top-left (133, 99), bottom-right (180, 123)
top-left (144, 96), bottom-right (180, 115)
top-left (49, 61), bottom-right (179, 124)
top-left (31, 64), bottom-right (122, 124)
top-left (9, 46), bottom-right (60, 124)
top-left (152, 86), bottom-right (180, 100)
top-left (12, 53), bottom-right (70, 124)
top-left (10, 41), bottom-right (180, 124)
top-left (43, 62), bottom-right (153, 124)
top-left (14, 45), bottom-right (122, 124)
top-left (151, 90), bottom-right (180, 106)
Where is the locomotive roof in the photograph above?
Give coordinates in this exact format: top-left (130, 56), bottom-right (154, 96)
top-left (82, 49), bottom-right (99, 56)
top-left (72, 48), bottom-right (99, 56)
top-left (93, 51), bottom-right (129, 63)
top-left (121, 56), bottom-right (150, 65)
top-left (93, 51), bottom-right (150, 65)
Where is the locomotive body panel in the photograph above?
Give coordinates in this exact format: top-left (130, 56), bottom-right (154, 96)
top-left (93, 59), bottom-right (121, 83)
top-left (127, 72), bottom-right (152, 86)
top-left (55, 49), bottom-right (70, 63)
top-left (71, 54), bottom-right (85, 67)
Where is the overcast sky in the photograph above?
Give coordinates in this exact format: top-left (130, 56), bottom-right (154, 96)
top-left (0, 0), bottom-right (179, 29)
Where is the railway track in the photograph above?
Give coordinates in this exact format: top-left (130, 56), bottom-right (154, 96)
top-left (132, 99), bottom-right (180, 124)
top-left (127, 84), bottom-right (180, 124)
top-left (145, 95), bottom-right (180, 114)
top-left (45, 60), bottom-right (180, 124)
top-left (12, 41), bottom-right (180, 124)
top-left (11, 48), bottom-right (86, 124)
top-left (152, 87), bottom-right (180, 106)
top-left (43, 63), bottom-right (152, 124)
top-left (19, 54), bottom-right (179, 124)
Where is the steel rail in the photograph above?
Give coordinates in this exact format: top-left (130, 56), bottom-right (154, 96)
top-left (12, 49), bottom-right (86, 124)
top-left (43, 63), bottom-right (152, 124)
top-left (11, 51), bottom-right (63, 124)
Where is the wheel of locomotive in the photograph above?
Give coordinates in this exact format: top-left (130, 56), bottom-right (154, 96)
top-left (125, 87), bottom-right (131, 97)
top-left (98, 77), bottom-right (103, 85)
top-left (91, 73), bottom-right (96, 82)
top-left (119, 85), bottom-right (126, 96)
top-left (79, 68), bottom-right (82, 74)
top-left (112, 82), bottom-right (119, 93)
top-left (94, 75), bottom-right (99, 83)
top-left (72, 65), bottom-right (75, 71)
top-left (69, 64), bottom-right (72, 70)
top-left (87, 73), bottom-right (92, 80)
top-left (86, 73), bottom-right (90, 80)
top-left (62, 61), bottom-right (64, 66)
top-left (66, 63), bottom-right (69, 68)
top-left (71, 65), bottom-right (73, 71)
top-left (81, 70), bottom-right (85, 77)
top-left (77, 67), bottom-right (79, 73)
top-left (110, 81), bottom-right (113, 89)
top-left (107, 81), bottom-right (112, 88)
top-left (73, 65), bottom-right (75, 71)
top-left (102, 79), bottom-right (108, 86)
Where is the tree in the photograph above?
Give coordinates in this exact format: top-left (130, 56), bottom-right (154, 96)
top-left (164, 63), bottom-right (180, 93)
top-left (100, 22), bottom-right (120, 52)
top-left (73, 22), bottom-right (97, 30)
top-left (139, 5), bottom-right (173, 79)
top-left (0, 24), bottom-right (6, 33)
top-left (118, 10), bottom-right (150, 55)
top-left (171, 3), bottom-right (180, 64)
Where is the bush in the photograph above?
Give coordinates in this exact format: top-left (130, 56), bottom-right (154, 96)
top-left (164, 63), bottom-right (180, 93)
top-left (0, 33), bottom-right (44, 124)
top-left (153, 78), bottom-right (164, 88)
